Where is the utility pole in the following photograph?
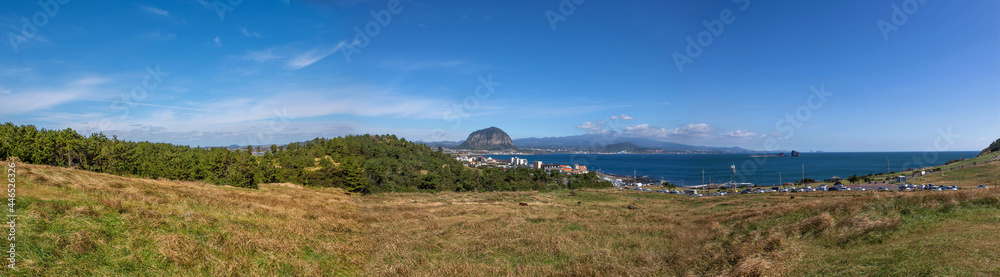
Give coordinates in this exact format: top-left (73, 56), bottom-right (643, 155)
top-left (731, 163), bottom-right (736, 194)
top-left (960, 154), bottom-right (964, 187)
top-left (779, 172), bottom-right (783, 187)
top-left (887, 158), bottom-right (891, 174)
top-left (702, 169), bottom-right (705, 186)
top-left (801, 164), bottom-right (805, 185)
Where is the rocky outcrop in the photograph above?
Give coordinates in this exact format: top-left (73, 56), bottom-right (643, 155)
top-left (980, 138), bottom-right (1000, 157)
top-left (456, 127), bottom-right (516, 150)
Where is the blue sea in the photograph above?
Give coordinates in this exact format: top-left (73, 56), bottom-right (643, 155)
top-left (486, 152), bottom-right (980, 186)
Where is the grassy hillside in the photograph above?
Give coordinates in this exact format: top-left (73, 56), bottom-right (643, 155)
top-left (13, 163), bottom-right (363, 276)
top-left (10, 159), bottom-right (1000, 276)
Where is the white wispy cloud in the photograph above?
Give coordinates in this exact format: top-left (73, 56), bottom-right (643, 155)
top-left (242, 48), bottom-right (280, 62)
top-left (142, 30), bottom-right (176, 41)
top-left (0, 88), bottom-right (87, 115)
top-left (286, 50), bottom-right (333, 69)
top-left (241, 27), bottom-right (263, 38)
top-left (575, 116), bottom-right (768, 147)
top-left (624, 123), bottom-right (716, 139)
top-left (80, 98), bottom-right (209, 112)
top-left (381, 59), bottom-right (467, 71)
top-left (285, 42), bottom-right (346, 70)
top-left (1, 66), bottom-right (32, 77)
top-left (213, 36), bottom-right (222, 46)
top-left (35, 112), bottom-right (105, 121)
top-left (73, 77), bottom-right (111, 86)
top-left (576, 121), bottom-right (605, 134)
top-left (140, 5), bottom-right (169, 16)
top-left (0, 74), bottom-right (144, 127)
top-left (0, 86), bottom-right (11, 94)
top-left (609, 114), bottom-right (634, 120)
top-left (576, 114), bottom-right (637, 134)
top-left (78, 85), bottom-right (451, 136)
top-left (723, 129), bottom-right (758, 138)
top-left (0, 76), bottom-right (112, 115)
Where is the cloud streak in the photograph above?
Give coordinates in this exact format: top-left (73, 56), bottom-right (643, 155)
top-left (0, 88), bottom-right (87, 115)
top-left (140, 5), bottom-right (169, 16)
top-left (142, 30), bottom-right (176, 41)
top-left (284, 42), bottom-right (347, 70)
top-left (241, 27), bottom-right (263, 38)
top-left (242, 48), bottom-right (280, 62)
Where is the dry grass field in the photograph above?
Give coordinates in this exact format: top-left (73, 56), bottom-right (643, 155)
top-left (10, 160), bottom-right (1000, 276)
top-left (13, 163), bottom-right (364, 276)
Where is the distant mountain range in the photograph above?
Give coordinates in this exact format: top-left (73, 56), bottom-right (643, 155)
top-left (513, 134), bottom-right (752, 153)
top-left (599, 142), bottom-right (657, 153)
top-left (422, 131), bottom-right (754, 153)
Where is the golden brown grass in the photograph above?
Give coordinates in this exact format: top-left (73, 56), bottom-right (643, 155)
top-left (16, 163), bottom-right (363, 276)
top-left (12, 160), bottom-right (1000, 276)
top-left (358, 185), bottom-right (1000, 276)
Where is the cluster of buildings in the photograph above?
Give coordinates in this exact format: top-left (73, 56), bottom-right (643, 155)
top-left (454, 155), bottom-right (590, 174)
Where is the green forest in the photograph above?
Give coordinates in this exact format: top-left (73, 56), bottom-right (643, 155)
top-left (0, 123), bottom-right (610, 193)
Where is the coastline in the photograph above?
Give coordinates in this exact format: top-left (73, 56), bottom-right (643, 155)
top-left (478, 151), bottom-right (982, 187)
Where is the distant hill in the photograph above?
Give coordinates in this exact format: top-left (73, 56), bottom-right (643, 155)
top-left (980, 138), bottom-right (1000, 157)
top-left (510, 134), bottom-right (752, 153)
top-left (421, 140), bottom-right (463, 148)
top-left (600, 142), bottom-right (656, 153)
top-left (455, 127), bottom-right (517, 150)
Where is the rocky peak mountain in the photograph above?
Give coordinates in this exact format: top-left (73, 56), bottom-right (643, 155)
top-left (456, 127), bottom-right (516, 150)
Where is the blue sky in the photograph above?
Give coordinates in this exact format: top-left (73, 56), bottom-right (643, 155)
top-left (1, 0), bottom-right (997, 151)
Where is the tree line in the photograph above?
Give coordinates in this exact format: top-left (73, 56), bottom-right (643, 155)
top-left (0, 123), bottom-right (610, 193)
top-left (0, 123), bottom-right (259, 188)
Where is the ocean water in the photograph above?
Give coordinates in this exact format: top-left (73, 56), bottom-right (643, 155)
top-left (486, 152), bottom-right (980, 186)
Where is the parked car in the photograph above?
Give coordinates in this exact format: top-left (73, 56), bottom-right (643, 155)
top-left (878, 187), bottom-right (888, 191)
top-left (976, 185), bottom-right (988, 189)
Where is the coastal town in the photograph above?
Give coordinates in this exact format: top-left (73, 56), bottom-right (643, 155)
top-left (453, 154), bottom-right (671, 188)
top-left (455, 155), bottom-right (591, 175)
